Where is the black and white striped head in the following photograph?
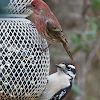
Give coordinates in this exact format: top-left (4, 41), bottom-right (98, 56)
top-left (56, 62), bottom-right (76, 80)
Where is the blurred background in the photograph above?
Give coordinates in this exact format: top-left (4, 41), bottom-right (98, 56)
top-left (0, 0), bottom-right (100, 100)
top-left (43, 0), bottom-right (100, 100)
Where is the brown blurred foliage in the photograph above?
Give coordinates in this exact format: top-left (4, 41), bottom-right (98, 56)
top-left (43, 0), bottom-right (100, 100)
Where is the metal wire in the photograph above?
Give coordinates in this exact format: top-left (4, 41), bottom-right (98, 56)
top-left (0, 18), bottom-right (50, 100)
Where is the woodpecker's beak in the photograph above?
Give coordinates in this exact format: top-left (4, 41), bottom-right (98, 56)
top-left (56, 64), bottom-right (68, 75)
top-left (55, 64), bottom-right (62, 68)
top-left (26, 4), bottom-right (33, 9)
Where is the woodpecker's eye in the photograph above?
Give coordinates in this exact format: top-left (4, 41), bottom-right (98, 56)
top-left (67, 67), bottom-right (71, 70)
top-left (33, 5), bottom-right (36, 7)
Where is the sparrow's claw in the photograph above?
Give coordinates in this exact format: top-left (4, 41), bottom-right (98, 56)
top-left (38, 44), bottom-right (51, 54)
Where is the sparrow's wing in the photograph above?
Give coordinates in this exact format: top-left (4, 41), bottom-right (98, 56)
top-left (46, 19), bottom-right (68, 43)
top-left (46, 19), bottom-right (73, 60)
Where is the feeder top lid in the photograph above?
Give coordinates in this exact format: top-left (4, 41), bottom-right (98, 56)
top-left (0, 0), bottom-right (33, 18)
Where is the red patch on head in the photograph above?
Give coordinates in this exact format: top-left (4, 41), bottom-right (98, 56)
top-left (31, 0), bottom-right (42, 5)
top-left (30, 0), bottom-right (50, 13)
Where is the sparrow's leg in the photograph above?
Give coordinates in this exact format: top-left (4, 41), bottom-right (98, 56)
top-left (38, 44), bottom-right (51, 54)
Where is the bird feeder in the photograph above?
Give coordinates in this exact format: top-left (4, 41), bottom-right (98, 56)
top-left (0, 0), bottom-right (50, 100)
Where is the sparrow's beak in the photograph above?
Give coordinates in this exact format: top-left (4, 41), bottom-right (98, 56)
top-left (26, 4), bottom-right (33, 9)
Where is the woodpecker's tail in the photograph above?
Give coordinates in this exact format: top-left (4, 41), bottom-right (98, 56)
top-left (62, 43), bottom-right (73, 60)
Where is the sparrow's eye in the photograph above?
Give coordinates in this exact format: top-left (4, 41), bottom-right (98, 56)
top-left (33, 5), bottom-right (36, 7)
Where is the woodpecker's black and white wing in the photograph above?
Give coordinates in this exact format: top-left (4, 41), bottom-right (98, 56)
top-left (50, 82), bottom-right (72, 100)
top-left (36, 62), bottom-right (76, 100)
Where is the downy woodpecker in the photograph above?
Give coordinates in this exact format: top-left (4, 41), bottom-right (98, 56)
top-left (36, 62), bottom-right (76, 100)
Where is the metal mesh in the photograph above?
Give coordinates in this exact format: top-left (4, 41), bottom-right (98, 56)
top-left (2, 0), bottom-right (32, 14)
top-left (0, 18), bottom-right (50, 100)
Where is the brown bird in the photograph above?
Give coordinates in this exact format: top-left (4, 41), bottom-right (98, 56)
top-left (26, 0), bottom-right (73, 60)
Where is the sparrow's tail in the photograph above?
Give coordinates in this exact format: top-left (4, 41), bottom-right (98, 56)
top-left (62, 43), bottom-right (73, 60)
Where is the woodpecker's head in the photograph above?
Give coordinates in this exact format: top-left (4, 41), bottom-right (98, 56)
top-left (56, 62), bottom-right (76, 80)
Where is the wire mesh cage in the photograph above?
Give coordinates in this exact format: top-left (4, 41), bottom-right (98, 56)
top-left (0, 18), bottom-right (50, 100)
